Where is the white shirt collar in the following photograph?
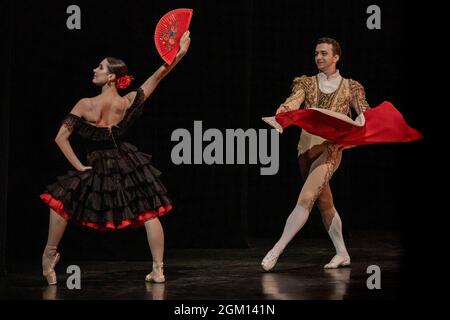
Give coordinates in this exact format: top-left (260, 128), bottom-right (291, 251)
top-left (317, 70), bottom-right (342, 94)
top-left (317, 70), bottom-right (341, 80)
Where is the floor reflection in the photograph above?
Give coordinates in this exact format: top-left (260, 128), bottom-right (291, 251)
top-left (145, 282), bottom-right (166, 300)
top-left (42, 285), bottom-right (60, 300)
top-left (261, 267), bottom-right (351, 300)
top-left (323, 268), bottom-right (351, 300)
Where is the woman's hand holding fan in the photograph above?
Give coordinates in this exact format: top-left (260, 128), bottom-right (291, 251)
top-left (178, 30), bottom-right (191, 56)
top-left (154, 8), bottom-right (193, 65)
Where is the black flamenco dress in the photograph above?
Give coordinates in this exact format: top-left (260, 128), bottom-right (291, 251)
top-left (40, 88), bottom-right (173, 231)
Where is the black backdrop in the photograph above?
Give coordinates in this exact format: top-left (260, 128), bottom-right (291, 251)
top-left (1, 0), bottom-right (424, 263)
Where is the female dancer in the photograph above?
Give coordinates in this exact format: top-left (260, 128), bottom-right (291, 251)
top-left (40, 31), bottom-right (191, 285)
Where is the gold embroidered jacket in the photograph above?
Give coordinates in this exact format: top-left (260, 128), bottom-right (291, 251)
top-left (281, 75), bottom-right (370, 154)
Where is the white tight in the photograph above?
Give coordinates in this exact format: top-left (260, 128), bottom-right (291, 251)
top-left (271, 143), bottom-right (346, 257)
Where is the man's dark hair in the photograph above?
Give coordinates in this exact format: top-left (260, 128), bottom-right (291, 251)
top-left (316, 37), bottom-right (342, 57)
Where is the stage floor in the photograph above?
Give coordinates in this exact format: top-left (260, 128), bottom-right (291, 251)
top-left (0, 231), bottom-right (407, 300)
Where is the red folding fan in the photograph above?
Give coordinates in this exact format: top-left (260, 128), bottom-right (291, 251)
top-left (154, 8), bottom-right (193, 65)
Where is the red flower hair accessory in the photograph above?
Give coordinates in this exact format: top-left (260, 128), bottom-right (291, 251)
top-left (116, 75), bottom-right (133, 89)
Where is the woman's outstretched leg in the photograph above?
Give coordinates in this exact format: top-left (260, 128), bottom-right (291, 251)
top-left (144, 217), bottom-right (165, 283)
top-left (42, 208), bottom-right (67, 285)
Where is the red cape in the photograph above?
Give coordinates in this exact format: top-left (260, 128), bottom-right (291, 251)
top-left (266, 101), bottom-right (423, 146)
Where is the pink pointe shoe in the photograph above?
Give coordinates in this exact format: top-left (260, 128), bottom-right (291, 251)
top-left (42, 245), bottom-right (60, 285)
top-left (145, 262), bottom-right (165, 283)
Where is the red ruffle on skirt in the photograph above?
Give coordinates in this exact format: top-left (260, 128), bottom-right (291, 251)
top-left (271, 101), bottom-right (423, 146)
top-left (40, 193), bottom-right (172, 231)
